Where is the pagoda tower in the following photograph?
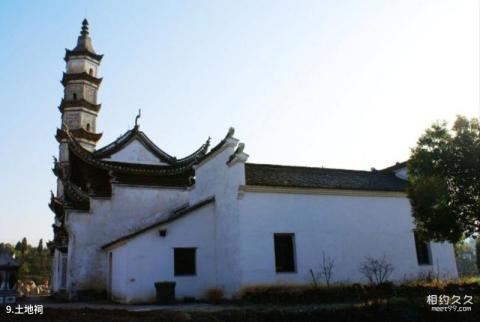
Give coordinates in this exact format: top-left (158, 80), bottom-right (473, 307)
top-left (50, 20), bottom-right (104, 292)
top-left (56, 18), bottom-right (103, 155)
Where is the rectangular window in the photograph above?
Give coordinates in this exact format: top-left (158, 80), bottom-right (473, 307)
top-left (174, 248), bottom-right (196, 276)
top-left (414, 232), bottom-right (432, 265)
top-left (274, 233), bottom-right (296, 273)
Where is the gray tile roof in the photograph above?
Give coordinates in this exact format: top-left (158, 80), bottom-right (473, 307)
top-left (245, 163), bottom-right (408, 192)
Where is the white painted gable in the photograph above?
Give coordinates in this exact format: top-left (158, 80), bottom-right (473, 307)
top-left (103, 139), bottom-right (168, 165)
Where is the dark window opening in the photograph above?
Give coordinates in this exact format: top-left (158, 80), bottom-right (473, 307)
top-left (86, 123), bottom-right (90, 131)
top-left (174, 248), bottom-right (196, 276)
top-left (89, 68), bottom-right (94, 75)
top-left (73, 93), bottom-right (77, 100)
top-left (414, 232), bottom-right (432, 265)
top-left (274, 233), bottom-right (296, 273)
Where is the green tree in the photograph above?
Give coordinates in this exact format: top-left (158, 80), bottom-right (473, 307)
top-left (15, 242), bottom-right (22, 256)
top-left (21, 237), bottom-right (28, 257)
top-left (408, 116), bottom-right (480, 243)
top-left (37, 239), bottom-right (44, 255)
top-left (454, 241), bottom-right (479, 277)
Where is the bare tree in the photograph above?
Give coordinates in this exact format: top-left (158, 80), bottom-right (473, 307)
top-left (320, 251), bottom-right (335, 287)
top-left (310, 251), bottom-right (335, 287)
top-left (359, 254), bottom-right (394, 284)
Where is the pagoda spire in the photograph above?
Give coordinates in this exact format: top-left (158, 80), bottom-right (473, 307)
top-left (72, 18), bottom-right (97, 54)
top-left (81, 18), bottom-right (89, 36)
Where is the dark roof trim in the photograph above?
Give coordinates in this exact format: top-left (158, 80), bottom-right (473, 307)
top-left (59, 98), bottom-right (101, 113)
top-left (56, 128), bottom-right (103, 143)
top-left (61, 72), bottom-right (102, 86)
top-left (64, 49), bottom-right (103, 62)
top-left (93, 126), bottom-right (209, 166)
top-left (63, 180), bottom-right (90, 211)
top-left (101, 196), bottom-right (215, 250)
top-left (48, 192), bottom-right (65, 219)
top-left (64, 130), bottom-right (195, 176)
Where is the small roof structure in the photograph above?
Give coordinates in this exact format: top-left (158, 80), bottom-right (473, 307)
top-left (0, 250), bottom-right (21, 270)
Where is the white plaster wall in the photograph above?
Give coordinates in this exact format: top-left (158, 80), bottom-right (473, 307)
top-left (190, 141), bottom-right (246, 297)
top-left (65, 185), bottom-right (188, 297)
top-left (51, 250), bottom-right (62, 292)
top-left (103, 139), bottom-right (167, 165)
top-left (110, 203), bottom-right (216, 303)
top-left (237, 192), bottom-right (458, 289)
top-left (109, 246), bottom-right (128, 302)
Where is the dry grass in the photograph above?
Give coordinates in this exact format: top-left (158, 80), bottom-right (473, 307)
top-left (203, 287), bottom-right (225, 303)
top-left (236, 277), bottom-right (480, 305)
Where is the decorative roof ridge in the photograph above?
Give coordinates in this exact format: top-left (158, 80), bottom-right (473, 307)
top-left (92, 126), bottom-right (175, 163)
top-left (101, 196), bottom-right (215, 250)
top-left (93, 128), bottom-right (136, 157)
top-left (93, 126), bottom-right (210, 166)
top-left (48, 191), bottom-right (65, 218)
top-left (195, 127), bottom-right (235, 164)
top-left (64, 128), bottom-right (195, 176)
top-left (62, 179), bottom-right (90, 211)
top-left (175, 137), bottom-right (211, 165)
top-left (135, 129), bottom-right (178, 164)
top-left (64, 180), bottom-right (89, 201)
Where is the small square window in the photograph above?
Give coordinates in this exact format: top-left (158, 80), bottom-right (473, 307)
top-left (274, 234), bottom-right (296, 273)
top-left (174, 248), bottom-right (196, 276)
top-left (414, 232), bottom-right (432, 265)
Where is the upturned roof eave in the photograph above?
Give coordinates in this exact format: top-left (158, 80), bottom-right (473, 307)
top-left (92, 126), bottom-right (210, 166)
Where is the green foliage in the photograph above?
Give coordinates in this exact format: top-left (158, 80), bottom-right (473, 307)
top-left (21, 237), bottom-right (28, 256)
top-left (37, 239), bottom-right (44, 255)
top-left (454, 241), bottom-right (479, 277)
top-left (1, 238), bottom-right (53, 284)
top-left (408, 116), bottom-right (480, 242)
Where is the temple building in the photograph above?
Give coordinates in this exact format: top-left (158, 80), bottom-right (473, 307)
top-left (50, 20), bottom-right (458, 303)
